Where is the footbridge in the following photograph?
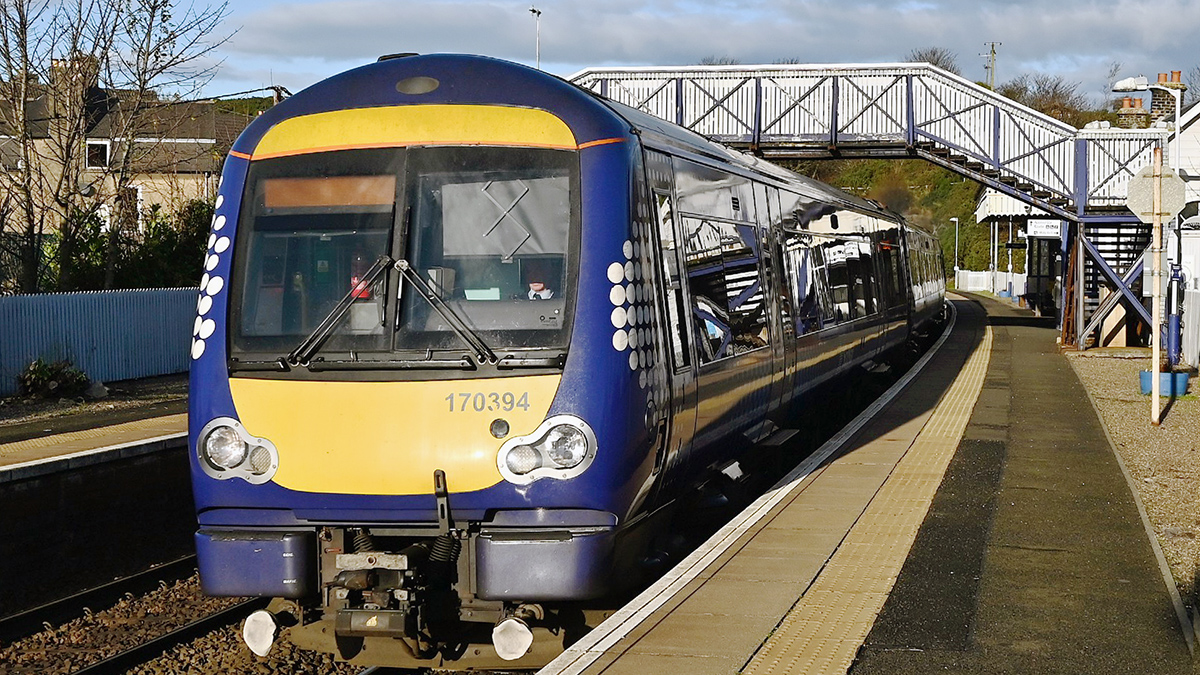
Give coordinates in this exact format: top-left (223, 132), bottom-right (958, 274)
top-left (570, 63), bottom-right (1167, 347)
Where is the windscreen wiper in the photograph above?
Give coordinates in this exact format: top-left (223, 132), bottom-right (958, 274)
top-left (285, 255), bottom-right (394, 367)
top-left (394, 259), bottom-right (498, 366)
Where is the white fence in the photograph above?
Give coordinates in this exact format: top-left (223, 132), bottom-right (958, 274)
top-left (0, 288), bottom-right (197, 397)
top-left (955, 270), bottom-right (1027, 297)
top-left (1183, 289), bottom-right (1200, 368)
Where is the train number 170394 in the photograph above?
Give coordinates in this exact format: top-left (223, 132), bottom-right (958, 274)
top-left (445, 391), bottom-right (531, 413)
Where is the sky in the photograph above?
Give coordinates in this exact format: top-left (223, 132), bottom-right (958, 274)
top-left (199, 0), bottom-right (1199, 106)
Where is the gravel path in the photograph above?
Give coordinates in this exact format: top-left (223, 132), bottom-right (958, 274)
top-left (1066, 349), bottom-right (1200, 618)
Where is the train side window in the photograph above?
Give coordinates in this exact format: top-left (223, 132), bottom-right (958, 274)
top-left (720, 219), bottom-right (769, 353)
top-left (654, 192), bottom-right (691, 371)
top-left (761, 184), bottom-right (793, 341)
top-left (681, 215), bottom-right (729, 363)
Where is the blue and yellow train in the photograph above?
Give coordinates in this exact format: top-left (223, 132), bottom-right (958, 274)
top-left (189, 53), bottom-right (945, 669)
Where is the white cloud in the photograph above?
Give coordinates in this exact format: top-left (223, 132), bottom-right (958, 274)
top-left (204, 0), bottom-right (1200, 107)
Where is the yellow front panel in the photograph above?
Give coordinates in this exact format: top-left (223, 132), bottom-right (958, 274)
top-left (251, 105), bottom-right (578, 160)
top-left (229, 375), bottom-right (562, 495)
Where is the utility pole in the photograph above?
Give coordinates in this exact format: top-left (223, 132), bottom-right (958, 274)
top-left (981, 42), bottom-right (1001, 89)
top-left (529, 6), bottom-right (542, 70)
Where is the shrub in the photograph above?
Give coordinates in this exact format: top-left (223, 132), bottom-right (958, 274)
top-left (17, 359), bottom-right (90, 398)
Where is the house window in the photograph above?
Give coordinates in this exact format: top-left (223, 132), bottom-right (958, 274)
top-left (86, 140), bottom-right (109, 168)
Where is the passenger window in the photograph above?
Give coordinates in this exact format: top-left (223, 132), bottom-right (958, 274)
top-left (654, 192), bottom-right (690, 370)
top-left (681, 216), bottom-right (729, 363)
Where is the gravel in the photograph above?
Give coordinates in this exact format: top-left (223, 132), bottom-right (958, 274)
top-left (0, 575), bottom-right (241, 674)
top-left (1066, 349), bottom-right (1200, 617)
top-left (0, 574), bottom-right (360, 675)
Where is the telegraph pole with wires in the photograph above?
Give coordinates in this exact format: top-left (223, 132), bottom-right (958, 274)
top-left (981, 41), bottom-right (1001, 89)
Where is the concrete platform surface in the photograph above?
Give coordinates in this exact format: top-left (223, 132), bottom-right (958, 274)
top-left (543, 294), bottom-right (1194, 675)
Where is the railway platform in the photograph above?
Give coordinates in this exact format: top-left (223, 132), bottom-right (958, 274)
top-left (0, 412), bottom-right (184, 483)
top-left (542, 293), bottom-right (1194, 675)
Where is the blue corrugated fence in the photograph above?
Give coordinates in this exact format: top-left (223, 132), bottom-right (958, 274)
top-left (0, 288), bottom-right (197, 397)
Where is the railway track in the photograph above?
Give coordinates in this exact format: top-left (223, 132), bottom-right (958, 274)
top-left (0, 555), bottom-right (200, 644)
top-left (0, 556), bottom-right (266, 675)
top-left (68, 597), bottom-right (269, 675)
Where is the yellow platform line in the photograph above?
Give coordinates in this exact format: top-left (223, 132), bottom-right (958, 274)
top-left (0, 413), bottom-right (187, 464)
top-left (742, 326), bottom-right (993, 675)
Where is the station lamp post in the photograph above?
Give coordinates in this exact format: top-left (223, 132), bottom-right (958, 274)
top-left (951, 217), bottom-right (960, 273)
top-left (1113, 76), bottom-right (1181, 166)
top-left (529, 6), bottom-right (542, 70)
top-left (1114, 76), bottom-right (1184, 365)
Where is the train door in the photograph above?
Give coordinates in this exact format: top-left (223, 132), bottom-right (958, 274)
top-left (755, 182), bottom-right (789, 413)
top-left (645, 151), bottom-right (698, 491)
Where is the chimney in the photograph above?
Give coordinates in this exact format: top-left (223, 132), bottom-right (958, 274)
top-left (1117, 96), bottom-right (1151, 129)
top-left (1150, 70), bottom-right (1187, 123)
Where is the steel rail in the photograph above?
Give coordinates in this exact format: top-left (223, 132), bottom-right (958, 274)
top-left (0, 554), bottom-right (199, 644)
top-left (70, 597), bottom-right (271, 675)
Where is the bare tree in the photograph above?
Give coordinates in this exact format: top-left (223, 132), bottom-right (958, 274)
top-left (1186, 65), bottom-right (1200, 107)
top-left (0, 0), bottom-right (57, 293)
top-left (698, 56), bottom-right (741, 66)
top-left (998, 73), bottom-right (1091, 126)
top-left (905, 47), bottom-right (961, 76)
top-left (97, 0), bottom-right (230, 288)
top-left (0, 0), bottom-right (229, 293)
top-left (1101, 60), bottom-right (1123, 110)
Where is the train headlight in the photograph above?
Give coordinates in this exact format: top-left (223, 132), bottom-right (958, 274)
top-left (197, 417), bottom-right (279, 484)
top-left (546, 426), bottom-right (587, 468)
top-left (204, 426), bottom-right (246, 469)
top-left (505, 445), bottom-right (541, 475)
top-left (497, 415), bottom-right (597, 485)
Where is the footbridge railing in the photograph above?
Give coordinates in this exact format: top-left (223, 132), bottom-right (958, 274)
top-left (570, 63), bottom-right (1167, 222)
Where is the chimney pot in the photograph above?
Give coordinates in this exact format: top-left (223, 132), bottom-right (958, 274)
top-left (1134, 98), bottom-right (1144, 109)
top-left (1172, 70), bottom-right (1182, 83)
top-left (1158, 72), bottom-right (1169, 83)
top-left (1122, 96), bottom-right (1133, 108)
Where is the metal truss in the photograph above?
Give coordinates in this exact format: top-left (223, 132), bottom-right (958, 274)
top-left (573, 63), bottom-right (1167, 346)
top-left (572, 63), bottom-right (1166, 222)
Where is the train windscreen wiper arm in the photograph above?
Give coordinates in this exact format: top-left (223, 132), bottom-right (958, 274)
top-left (285, 254), bottom-right (394, 367)
top-left (393, 259), bottom-right (498, 366)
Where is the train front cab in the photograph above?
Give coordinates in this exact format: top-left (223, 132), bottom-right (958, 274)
top-left (188, 86), bottom-right (666, 667)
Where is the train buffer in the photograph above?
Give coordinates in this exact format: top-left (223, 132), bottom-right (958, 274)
top-left (541, 293), bottom-right (1193, 675)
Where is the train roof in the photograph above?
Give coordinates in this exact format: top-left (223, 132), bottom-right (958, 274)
top-left (231, 53), bottom-right (901, 225)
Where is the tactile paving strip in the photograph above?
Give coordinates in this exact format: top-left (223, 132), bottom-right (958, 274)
top-left (0, 414), bottom-right (186, 463)
top-left (741, 326), bottom-right (993, 675)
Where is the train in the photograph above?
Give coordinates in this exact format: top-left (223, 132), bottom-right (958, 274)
top-left (187, 53), bottom-right (945, 669)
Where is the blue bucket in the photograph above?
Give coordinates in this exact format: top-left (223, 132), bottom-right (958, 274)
top-left (1139, 370), bottom-right (1190, 396)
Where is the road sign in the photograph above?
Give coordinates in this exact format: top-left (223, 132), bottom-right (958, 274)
top-left (1126, 165), bottom-right (1187, 224)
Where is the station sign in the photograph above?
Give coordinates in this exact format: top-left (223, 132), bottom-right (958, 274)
top-left (1026, 219), bottom-right (1062, 239)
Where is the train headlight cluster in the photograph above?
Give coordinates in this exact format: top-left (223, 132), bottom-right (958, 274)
top-left (205, 426), bottom-right (246, 469)
top-left (497, 415), bottom-right (596, 485)
top-left (197, 417), bottom-right (279, 485)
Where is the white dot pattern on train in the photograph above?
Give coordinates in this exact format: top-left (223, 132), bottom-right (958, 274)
top-left (191, 186), bottom-right (228, 361)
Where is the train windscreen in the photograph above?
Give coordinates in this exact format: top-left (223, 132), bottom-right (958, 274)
top-left (396, 146), bottom-right (576, 352)
top-left (229, 146), bottom-right (578, 364)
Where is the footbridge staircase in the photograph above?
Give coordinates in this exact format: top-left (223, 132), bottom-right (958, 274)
top-left (570, 63), bottom-right (1169, 347)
